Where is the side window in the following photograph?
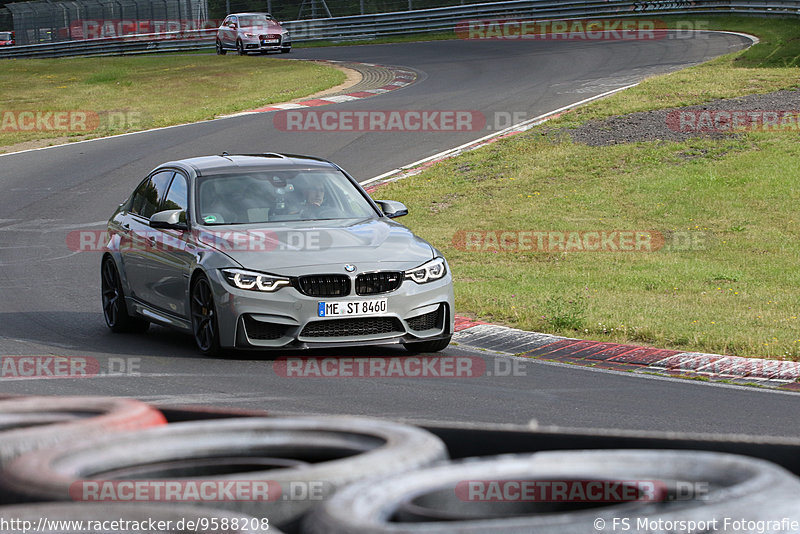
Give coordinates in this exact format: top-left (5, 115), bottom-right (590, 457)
top-left (128, 178), bottom-right (149, 214)
top-left (162, 173), bottom-right (189, 222)
top-left (130, 171), bottom-right (174, 219)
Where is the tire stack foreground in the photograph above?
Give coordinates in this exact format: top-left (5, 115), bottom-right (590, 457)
top-left (1, 396), bottom-right (800, 533)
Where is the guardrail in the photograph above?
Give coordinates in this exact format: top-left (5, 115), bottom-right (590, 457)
top-left (1, 0), bottom-right (799, 59)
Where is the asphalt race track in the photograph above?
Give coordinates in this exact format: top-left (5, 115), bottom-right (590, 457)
top-left (4, 33), bottom-right (799, 437)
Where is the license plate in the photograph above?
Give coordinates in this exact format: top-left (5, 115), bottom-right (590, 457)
top-left (318, 299), bottom-right (387, 317)
top-left (264, 39), bottom-right (279, 44)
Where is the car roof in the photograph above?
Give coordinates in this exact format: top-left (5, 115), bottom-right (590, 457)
top-left (164, 154), bottom-right (338, 176)
top-left (228, 12), bottom-right (273, 17)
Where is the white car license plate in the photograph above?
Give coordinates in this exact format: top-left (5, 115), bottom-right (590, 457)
top-left (264, 39), bottom-right (279, 43)
top-left (318, 299), bottom-right (387, 317)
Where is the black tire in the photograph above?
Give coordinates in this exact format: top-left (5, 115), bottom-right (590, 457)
top-left (303, 450), bottom-right (800, 533)
top-left (215, 39), bottom-right (226, 55)
top-left (281, 47), bottom-right (291, 53)
top-left (236, 39), bottom-right (246, 55)
top-left (0, 417), bottom-right (448, 530)
top-left (0, 503), bottom-right (275, 533)
top-left (0, 396), bottom-right (165, 470)
top-left (404, 335), bottom-right (452, 353)
top-left (101, 256), bottom-right (149, 333)
top-left (190, 274), bottom-right (221, 356)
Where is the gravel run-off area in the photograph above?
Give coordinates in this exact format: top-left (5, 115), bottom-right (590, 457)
top-left (558, 88), bottom-right (800, 145)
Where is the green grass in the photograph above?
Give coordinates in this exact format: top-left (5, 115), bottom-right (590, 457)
top-left (376, 16), bottom-right (800, 361)
top-left (553, 17), bottom-right (800, 129)
top-left (0, 55), bottom-right (345, 149)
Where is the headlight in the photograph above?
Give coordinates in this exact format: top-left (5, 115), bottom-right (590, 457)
top-left (244, 32), bottom-right (256, 38)
top-left (404, 257), bottom-right (447, 284)
top-left (221, 268), bottom-right (290, 292)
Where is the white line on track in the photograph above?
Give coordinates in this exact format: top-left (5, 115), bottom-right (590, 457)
top-left (362, 83), bottom-right (639, 185)
top-left (0, 30), bottom-right (757, 162)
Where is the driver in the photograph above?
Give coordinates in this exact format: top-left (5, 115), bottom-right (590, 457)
top-left (305, 184), bottom-right (324, 206)
top-left (300, 183), bottom-right (328, 217)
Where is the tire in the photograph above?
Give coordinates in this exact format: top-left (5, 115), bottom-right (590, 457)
top-left (0, 503), bottom-right (276, 533)
top-left (0, 416), bottom-right (448, 530)
top-left (215, 39), bottom-right (226, 55)
top-left (101, 256), bottom-right (149, 333)
top-left (0, 396), bottom-right (166, 470)
top-left (190, 274), bottom-right (221, 356)
top-left (281, 47), bottom-right (291, 53)
top-left (236, 39), bottom-right (246, 55)
top-left (404, 335), bottom-right (452, 354)
top-left (303, 450), bottom-right (800, 533)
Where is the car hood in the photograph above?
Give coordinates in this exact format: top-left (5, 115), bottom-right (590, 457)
top-left (194, 218), bottom-right (435, 275)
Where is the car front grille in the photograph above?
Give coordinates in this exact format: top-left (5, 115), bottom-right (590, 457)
top-left (295, 275), bottom-right (351, 297)
top-left (243, 316), bottom-right (290, 340)
top-left (300, 317), bottom-right (404, 338)
top-left (406, 307), bottom-right (443, 331)
top-left (259, 34), bottom-right (281, 41)
top-left (355, 272), bottom-right (403, 295)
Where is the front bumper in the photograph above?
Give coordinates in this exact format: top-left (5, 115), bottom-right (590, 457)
top-left (207, 268), bottom-right (454, 350)
top-left (242, 35), bottom-right (290, 52)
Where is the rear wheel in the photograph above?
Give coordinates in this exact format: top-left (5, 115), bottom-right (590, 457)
top-left (403, 335), bottom-right (451, 354)
top-left (215, 39), bottom-right (226, 55)
top-left (101, 256), bottom-right (149, 334)
top-left (236, 39), bottom-right (246, 55)
top-left (191, 274), bottom-right (221, 356)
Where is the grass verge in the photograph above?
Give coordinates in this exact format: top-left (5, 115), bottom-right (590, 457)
top-left (376, 15), bottom-right (800, 360)
top-left (0, 55), bottom-right (345, 150)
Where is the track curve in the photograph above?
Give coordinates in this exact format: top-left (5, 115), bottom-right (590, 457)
top-left (4, 33), bottom-right (798, 437)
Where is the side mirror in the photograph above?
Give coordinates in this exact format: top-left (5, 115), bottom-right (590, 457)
top-left (374, 200), bottom-right (408, 219)
top-left (150, 209), bottom-right (188, 230)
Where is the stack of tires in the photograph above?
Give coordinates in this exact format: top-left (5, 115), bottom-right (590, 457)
top-left (0, 396), bottom-right (448, 533)
top-left (1, 396), bottom-right (800, 533)
top-left (303, 450), bottom-right (800, 533)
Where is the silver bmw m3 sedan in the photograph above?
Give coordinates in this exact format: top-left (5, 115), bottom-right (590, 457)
top-left (101, 153), bottom-right (454, 356)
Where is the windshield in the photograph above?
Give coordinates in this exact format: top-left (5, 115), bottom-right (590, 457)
top-left (0, 32), bottom-right (12, 40)
top-left (237, 15), bottom-right (275, 27)
top-left (196, 169), bottom-right (377, 225)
